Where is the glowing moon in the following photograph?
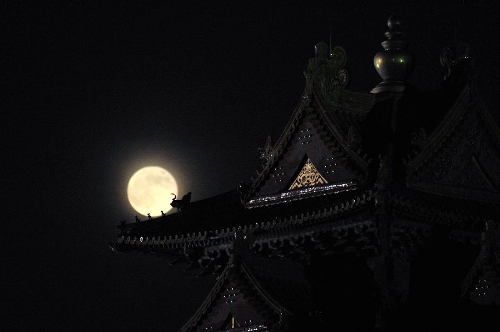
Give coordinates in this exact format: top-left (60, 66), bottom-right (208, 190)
top-left (127, 166), bottom-right (178, 217)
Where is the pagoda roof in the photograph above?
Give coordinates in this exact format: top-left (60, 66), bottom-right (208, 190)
top-left (110, 26), bottom-right (500, 331)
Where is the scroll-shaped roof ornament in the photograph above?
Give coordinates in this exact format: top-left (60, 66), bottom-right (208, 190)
top-left (440, 42), bottom-right (471, 81)
top-left (303, 42), bottom-right (349, 103)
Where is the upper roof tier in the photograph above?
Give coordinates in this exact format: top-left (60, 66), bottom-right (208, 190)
top-left (113, 15), bottom-right (500, 252)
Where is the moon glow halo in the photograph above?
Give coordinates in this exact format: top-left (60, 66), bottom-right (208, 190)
top-left (127, 166), bottom-right (178, 217)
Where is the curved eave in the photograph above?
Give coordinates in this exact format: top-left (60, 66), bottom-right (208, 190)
top-left (113, 188), bottom-right (375, 252)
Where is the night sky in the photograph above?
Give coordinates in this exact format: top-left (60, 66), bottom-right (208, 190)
top-left (4, 1), bottom-right (500, 331)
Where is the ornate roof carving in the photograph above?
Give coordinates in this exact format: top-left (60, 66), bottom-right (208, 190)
top-left (288, 158), bottom-right (327, 190)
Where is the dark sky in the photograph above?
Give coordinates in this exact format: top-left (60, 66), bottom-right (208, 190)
top-left (4, 1), bottom-right (500, 331)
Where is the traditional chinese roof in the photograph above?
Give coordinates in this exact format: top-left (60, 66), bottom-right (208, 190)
top-left (111, 19), bottom-right (500, 330)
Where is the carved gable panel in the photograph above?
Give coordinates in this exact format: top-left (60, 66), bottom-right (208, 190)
top-left (289, 158), bottom-right (327, 190)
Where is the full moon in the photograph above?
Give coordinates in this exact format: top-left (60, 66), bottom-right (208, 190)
top-left (127, 166), bottom-right (178, 217)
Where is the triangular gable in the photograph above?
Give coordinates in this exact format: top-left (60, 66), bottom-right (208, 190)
top-left (463, 247), bottom-right (500, 306)
top-left (180, 261), bottom-right (287, 332)
top-left (461, 221), bottom-right (500, 305)
top-left (258, 112), bottom-right (359, 195)
top-left (241, 44), bottom-right (373, 207)
top-left (289, 157), bottom-right (327, 190)
top-left (244, 97), bottom-right (365, 207)
top-left (406, 83), bottom-right (500, 204)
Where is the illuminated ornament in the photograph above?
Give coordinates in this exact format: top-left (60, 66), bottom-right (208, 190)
top-left (289, 158), bottom-right (327, 190)
top-left (371, 13), bottom-right (413, 93)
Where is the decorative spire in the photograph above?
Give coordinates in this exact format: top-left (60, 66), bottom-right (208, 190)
top-left (371, 13), bottom-right (413, 93)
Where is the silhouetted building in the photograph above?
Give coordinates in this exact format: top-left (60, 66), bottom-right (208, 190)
top-left (111, 15), bottom-right (500, 331)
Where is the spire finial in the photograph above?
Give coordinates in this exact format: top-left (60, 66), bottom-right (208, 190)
top-left (371, 14), bottom-right (413, 93)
